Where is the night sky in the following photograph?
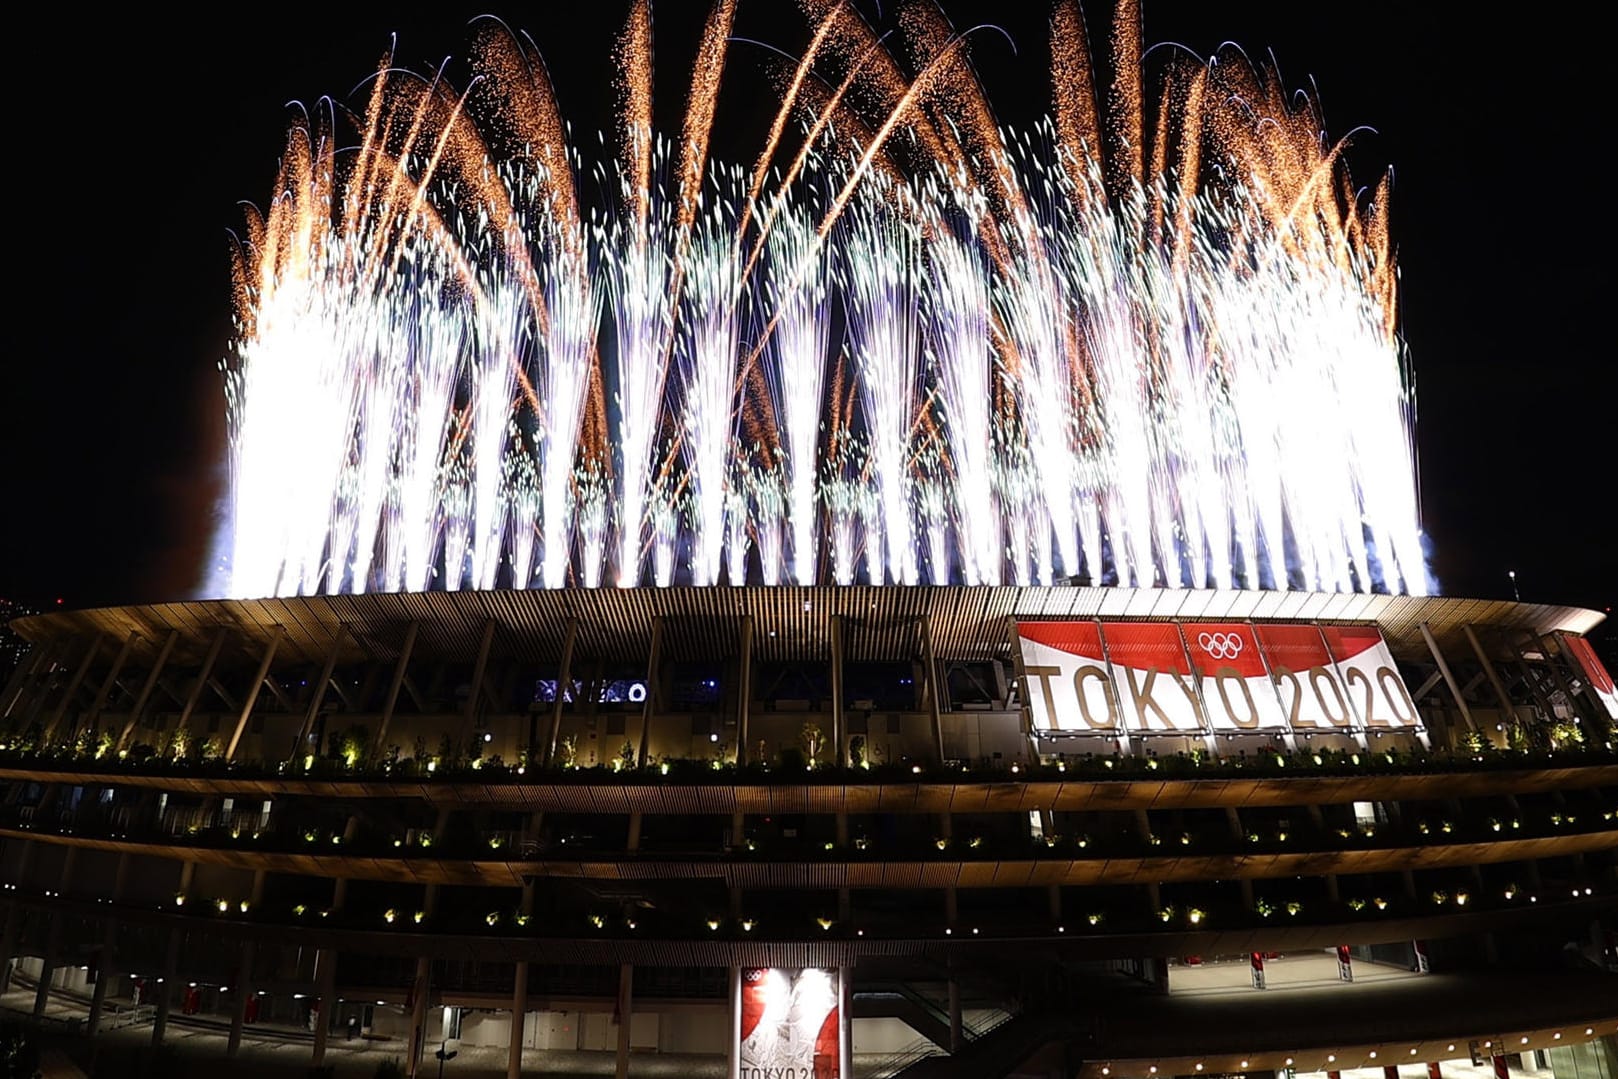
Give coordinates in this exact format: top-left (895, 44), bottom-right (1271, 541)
top-left (4, 3), bottom-right (1610, 640)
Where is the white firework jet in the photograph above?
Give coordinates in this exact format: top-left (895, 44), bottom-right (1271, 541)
top-left (599, 131), bottom-right (677, 588)
top-left (838, 175), bottom-right (924, 585)
top-left (674, 169), bottom-right (746, 586)
top-left (922, 174), bottom-right (1001, 585)
top-left (760, 194), bottom-right (833, 586)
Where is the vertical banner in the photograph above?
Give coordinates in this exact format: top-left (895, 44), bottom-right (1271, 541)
top-left (1016, 622), bottom-right (1119, 733)
top-left (739, 968), bottom-right (841, 1079)
top-left (1563, 634), bottom-right (1618, 720)
top-left (1336, 944), bottom-right (1354, 982)
top-left (1255, 625), bottom-right (1354, 731)
top-left (1249, 951), bottom-right (1265, 990)
top-left (1183, 623), bottom-right (1289, 732)
top-left (1322, 625), bottom-right (1423, 730)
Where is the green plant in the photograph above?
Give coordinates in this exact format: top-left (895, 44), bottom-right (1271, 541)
top-left (799, 721), bottom-right (825, 765)
top-left (338, 724), bottom-right (370, 767)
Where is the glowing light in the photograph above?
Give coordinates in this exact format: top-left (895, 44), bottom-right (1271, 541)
top-left (218, 7), bottom-right (1425, 598)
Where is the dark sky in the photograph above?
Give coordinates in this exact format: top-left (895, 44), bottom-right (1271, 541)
top-left (3, 2), bottom-right (1610, 633)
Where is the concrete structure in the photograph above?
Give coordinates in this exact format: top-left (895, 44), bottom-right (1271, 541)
top-left (0, 586), bottom-right (1614, 1078)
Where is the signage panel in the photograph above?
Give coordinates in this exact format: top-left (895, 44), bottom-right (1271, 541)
top-left (1254, 624), bottom-right (1353, 731)
top-left (1322, 625), bottom-right (1421, 729)
top-left (1183, 622), bottom-right (1289, 732)
top-left (1098, 622), bottom-right (1203, 732)
top-left (1017, 621), bottom-right (1119, 733)
top-left (739, 967), bottom-right (840, 1079)
top-left (1018, 620), bottom-right (1424, 742)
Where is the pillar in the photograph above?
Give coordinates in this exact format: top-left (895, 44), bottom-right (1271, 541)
top-left (838, 967), bottom-right (853, 1079)
top-left (627, 811), bottom-right (642, 851)
top-left (635, 617), bottom-right (664, 767)
top-left (407, 957), bottom-right (432, 1078)
top-left (615, 963), bottom-right (633, 1079)
top-left (947, 976), bottom-right (962, 1053)
top-left (85, 631), bottom-right (140, 735)
top-left (371, 621), bottom-right (419, 758)
top-left (737, 617), bottom-right (754, 764)
top-left (296, 624), bottom-right (347, 761)
top-left (118, 629), bottom-right (179, 749)
top-left (151, 931), bottom-right (179, 1046)
top-left (1465, 624), bottom-right (1518, 733)
top-left (312, 948), bottom-right (336, 1067)
top-left (921, 618), bottom-right (945, 763)
top-left (506, 961), bottom-right (529, 1079)
top-left (43, 636), bottom-right (101, 745)
top-left (1420, 622), bottom-right (1475, 736)
top-left (32, 916), bottom-right (61, 1018)
top-left (830, 615), bottom-right (846, 766)
top-left (728, 966), bottom-right (743, 1079)
top-left (226, 941), bottom-right (256, 1057)
top-left (0, 905), bottom-right (20, 994)
top-left (461, 619), bottom-right (498, 748)
top-left (86, 955), bottom-right (111, 1036)
top-left (173, 629), bottom-right (228, 745)
top-left (0, 643), bottom-right (52, 721)
top-left (542, 616), bottom-right (578, 766)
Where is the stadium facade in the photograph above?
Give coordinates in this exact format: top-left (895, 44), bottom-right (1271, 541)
top-left (1, 585), bottom-right (1614, 1077)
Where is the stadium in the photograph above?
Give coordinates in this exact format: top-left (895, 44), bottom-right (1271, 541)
top-left (0, 586), bottom-right (1614, 1077)
top-left (3, 0), bottom-right (1616, 1076)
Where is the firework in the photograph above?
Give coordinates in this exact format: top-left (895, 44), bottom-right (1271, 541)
top-left (219, 3), bottom-right (1429, 599)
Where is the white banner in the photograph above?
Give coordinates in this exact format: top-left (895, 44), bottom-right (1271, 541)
top-left (739, 968), bottom-right (840, 1079)
top-left (1017, 620), bottom-right (1425, 740)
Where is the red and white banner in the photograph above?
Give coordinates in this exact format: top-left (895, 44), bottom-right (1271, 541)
top-left (739, 968), bottom-right (840, 1079)
top-left (1323, 625), bottom-right (1423, 729)
top-left (1017, 621), bottom-right (1123, 733)
top-left (1184, 622), bottom-right (1289, 732)
top-left (1254, 624), bottom-right (1353, 731)
top-left (1018, 620), bottom-right (1424, 740)
top-left (1563, 635), bottom-right (1618, 720)
top-left (1100, 622), bottom-right (1204, 732)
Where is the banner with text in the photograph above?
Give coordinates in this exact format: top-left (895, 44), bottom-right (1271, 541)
top-left (1018, 620), bottom-right (1424, 738)
top-left (739, 967), bottom-right (841, 1079)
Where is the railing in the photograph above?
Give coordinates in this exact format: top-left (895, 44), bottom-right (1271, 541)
top-left (860, 1038), bottom-right (946, 1079)
top-left (103, 1001), bottom-right (155, 1030)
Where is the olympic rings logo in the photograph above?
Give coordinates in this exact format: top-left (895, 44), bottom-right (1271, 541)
top-left (1198, 631), bottom-right (1245, 660)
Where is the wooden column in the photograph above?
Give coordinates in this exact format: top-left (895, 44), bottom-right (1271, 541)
top-left (736, 617), bottom-right (754, 764)
top-left (371, 622), bottom-right (419, 757)
top-left (635, 617), bottom-right (664, 767)
top-left (226, 627), bottom-right (284, 760)
top-left (544, 618), bottom-right (579, 766)
top-left (118, 629), bottom-right (178, 750)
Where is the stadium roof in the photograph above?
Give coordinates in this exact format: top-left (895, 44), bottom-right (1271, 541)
top-left (9, 587), bottom-right (1603, 670)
